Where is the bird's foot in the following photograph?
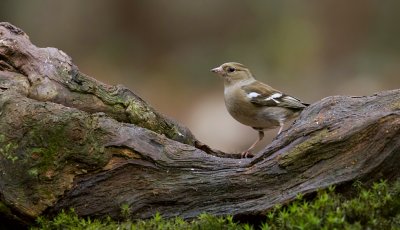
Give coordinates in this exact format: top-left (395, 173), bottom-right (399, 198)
top-left (241, 151), bottom-right (254, 158)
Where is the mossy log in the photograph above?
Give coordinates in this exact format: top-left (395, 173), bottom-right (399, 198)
top-left (0, 22), bottom-right (399, 226)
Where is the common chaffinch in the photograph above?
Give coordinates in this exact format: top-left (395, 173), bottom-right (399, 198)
top-left (211, 62), bottom-right (309, 157)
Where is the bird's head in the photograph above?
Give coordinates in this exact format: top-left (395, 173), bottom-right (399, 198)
top-left (211, 62), bottom-right (254, 85)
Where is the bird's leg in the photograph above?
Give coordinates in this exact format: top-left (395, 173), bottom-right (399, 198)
top-left (242, 130), bottom-right (264, 158)
top-left (277, 121), bottom-right (284, 135)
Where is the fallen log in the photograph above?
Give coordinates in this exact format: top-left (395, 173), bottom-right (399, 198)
top-left (0, 22), bottom-right (399, 226)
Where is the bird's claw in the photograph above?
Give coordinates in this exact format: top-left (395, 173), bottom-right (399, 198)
top-left (241, 151), bottom-right (254, 158)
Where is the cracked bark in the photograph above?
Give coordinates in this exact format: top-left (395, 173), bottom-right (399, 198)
top-left (0, 22), bottom-right (399, 226)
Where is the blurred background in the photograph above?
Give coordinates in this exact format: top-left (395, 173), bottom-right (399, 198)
top-left (1, 0), bottom-right (399, 152)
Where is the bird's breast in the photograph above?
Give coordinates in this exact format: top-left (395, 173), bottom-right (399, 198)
top-left (224, 87), bottom-right (280, 128)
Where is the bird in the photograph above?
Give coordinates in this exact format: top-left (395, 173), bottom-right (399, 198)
top-left (211, 62), bottom-right (309, 157)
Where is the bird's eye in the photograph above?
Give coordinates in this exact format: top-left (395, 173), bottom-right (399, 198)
top-left (227, 67), bottom-right (236, 73)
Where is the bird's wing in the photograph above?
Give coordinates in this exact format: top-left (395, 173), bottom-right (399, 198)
top-left (241, 81), bottom-right (309, 109)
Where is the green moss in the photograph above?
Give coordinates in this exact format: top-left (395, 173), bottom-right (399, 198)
top-left (120, 203), bottom-right (131, 221)
top-left (0, 141), bottom-right (19, 163)
top-left (0, 201), bottom-right (12, 216)
top-left (126, 100), bottom-right (153, 125)
top-left (32, 180), bottom-right (400, 230)
top-left (262, 180), bottom-right (400, 229)
top-left (32, 210), bottom-right (244, 230)
top-left (58, 67), bottom-right (194, 145)
top-left (25, 125), bottom-right (68, 175)
top-left (23, 115), bottom-right (108, 177)
top-left (391, 100), bottom-right (400, 110)
top-left (0, 134), bottom-right (19, 163)
top-left (28, 168), bottom-right (39, 177)
top-left (0, 134), bottom-right (5, 142)
top-left (278, 129), bottom-right (329, 168)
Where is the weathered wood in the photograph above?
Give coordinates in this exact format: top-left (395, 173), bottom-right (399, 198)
top-left (0, 22), bottom-right (399, 226)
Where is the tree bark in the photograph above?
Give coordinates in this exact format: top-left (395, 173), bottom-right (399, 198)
top-left (0, 22), bottom-right (399, 226)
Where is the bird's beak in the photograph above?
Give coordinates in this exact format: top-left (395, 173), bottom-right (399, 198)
top-left (210, 66), bottom-right (223, 74)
